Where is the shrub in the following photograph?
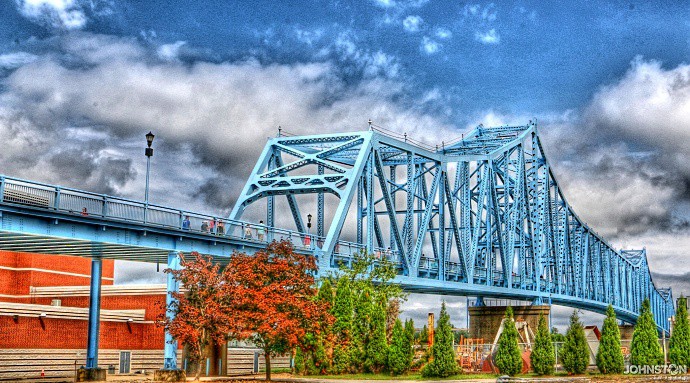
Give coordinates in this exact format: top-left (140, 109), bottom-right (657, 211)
top-left (495, 306), bottom-right (523, 376)
top-left (596, 305), bottom-right (624, 374)
top-left (561, 310), bottom-right (589, 374)
top-left (630, 298), bottom-right (663, 369)
top-left (531, 312), bottom-right (555, 375)
top-left (669, 296), bottom-right (690, 368)
top-left (421, 302), bottom-right (460, 377)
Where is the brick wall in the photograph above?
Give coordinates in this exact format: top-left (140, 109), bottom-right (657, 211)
top-left (0, 252), bottom-right (114, 297)
top-left (0, 315), bottom-right (164, 350)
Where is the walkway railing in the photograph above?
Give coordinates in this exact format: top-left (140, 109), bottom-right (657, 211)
top-left (0, 175), bottom-right (344, 254)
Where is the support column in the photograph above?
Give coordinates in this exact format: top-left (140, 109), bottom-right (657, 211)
top-left (156, 251), bottom-right (186, 382)
top-left (165, 252), bottom-right (181, 369)
top-left (86, 257), bottom-right (102, 368)
top-left (78, 257), bottom-right (106, 381)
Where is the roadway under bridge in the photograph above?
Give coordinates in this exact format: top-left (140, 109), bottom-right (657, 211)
top-left (0, 122), bottom-right (674, 373)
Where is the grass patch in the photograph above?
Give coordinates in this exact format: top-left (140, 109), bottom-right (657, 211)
top-left (300, 372), bottom-right (498, 380)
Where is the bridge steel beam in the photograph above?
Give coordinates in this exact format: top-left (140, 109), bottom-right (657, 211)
top-left (0, 122), bottom-right (676, 335)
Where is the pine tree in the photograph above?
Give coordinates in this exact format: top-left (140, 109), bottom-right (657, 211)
top-left (350, 284), bottom-right (373, 371)
top-left (365, 296), bottom-right (389, 373)
top-left (596, 305), bottom-right (624, 374)
top-left (317, 278), bottom-right (334, 307)
top-left (420, 325), bottom-right (429, 345)
top-left (495, 306), bottom-right (523, 376)
top-left (421, 302), bottom-right (460, 377)
top-left (293, 347), bottom-right (305, 374)
top-left (531, 312), bottom-right (555, 375)
top-left (388, 319), bottom-right (408, 375)
top-left (630, 298), bottom-right (663, 368)
top-left (670, 296), bottom-right (690, 368)
top-left (332, 345), bottom-right (350, 374)
top-left (561, 310), bottom-right (589, 374)
top-left (404, 319), bottom-right (415, 367)
top-left (332, 278), bottom-right (354, 339)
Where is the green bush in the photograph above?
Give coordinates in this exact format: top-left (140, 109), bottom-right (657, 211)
top-left (421, 302), bottom-right (460, 377)
top-left (596, 305), bottom-right (624, 374)
top-left (561, 310), bottom-right (589, 374)
top-left (387, 319), bottom-right (408, 375)
top-left (670, 296), bottom-right (690, 368)
top-left (494, 306), bottom-right (523, 376)
top-left (404, 318), bottom-right (415, 367)
top-left (293, 346), bottom-right (305, 374)
top-left (364, 297), bottom-right (389, 373)
top-left (531, 312), bottom-right (555, 375)
top-left (630, 298), bottom-right (663, 368)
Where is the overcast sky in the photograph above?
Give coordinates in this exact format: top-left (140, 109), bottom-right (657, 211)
top-left (1, 0), bottom-right (689, 330)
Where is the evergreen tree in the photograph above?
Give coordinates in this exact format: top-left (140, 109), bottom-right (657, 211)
top-left (404, 319), bottom-right (415, 367)
top-left (317, 278), bottom-right (334, 307)
top-left (420, 325), bottom-right (429, 345)
top-left (421, 302), bottom-right (460, 377)
top-left (388, 319), bottom-right (408, 375)
top-left (350, 284), bottom-right (373, 371)
top-left (561, 310), bottom-right (589, 374)
top-left (670, 296), bottom-right (690, 368)
top-left (293, 347), bottom-right (305, 374)
top-left (365, 296), bottom-right (389, 373)
top-left (531, 312), bottom-right (555, 375)
top-left (494, 306), bottom-right (523, 376)
top-left (332, 278), bottom-right (354, 339)
top-left (313, 340), bottom-right (329, 374)
top-left (596, 305), bottom-right (624, 374)
top-left (332, 345), bottom-right (350, 374)
top-left (630, 298), bottom-right (664, 368)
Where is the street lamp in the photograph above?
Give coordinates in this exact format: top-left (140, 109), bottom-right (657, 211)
top-left (144, 132), bottom-right (155, 205)
top-left (306, 214), bottom-right (312, 248)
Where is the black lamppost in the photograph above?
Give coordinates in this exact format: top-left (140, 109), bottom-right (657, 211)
top-left (145, 132), bottom-right (155, 205)
top-left (307, 213), bottom-right (312, 235)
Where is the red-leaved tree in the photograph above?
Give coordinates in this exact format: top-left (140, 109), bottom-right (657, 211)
top-left (158, 252), bottom-right (232, 381)
top-left (224, 241), bottom-right (330, 381)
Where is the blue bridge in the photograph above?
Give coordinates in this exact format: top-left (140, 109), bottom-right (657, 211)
top-left (0, 122), bottom-right (674, 372)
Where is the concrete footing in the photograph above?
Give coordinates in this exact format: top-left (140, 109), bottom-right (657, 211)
top-left (154, 368), bottom-right (186, 382)
top-left (75, 367), bottom-right (106, 382)
top-left (469, 304), bottom-right (550, 342)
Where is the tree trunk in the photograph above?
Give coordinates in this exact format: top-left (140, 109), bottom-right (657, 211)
top-left (195, 360), bottom-right (202, 381)
top-left (265, 352), bottom-right (271, 381)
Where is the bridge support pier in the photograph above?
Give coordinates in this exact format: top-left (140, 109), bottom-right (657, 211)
top-left (156, 251), bottom-right (186, 382)
top-left (80, 257), bottom-right (105, 381)
top-left (469, 304), bottom-right (550, 342)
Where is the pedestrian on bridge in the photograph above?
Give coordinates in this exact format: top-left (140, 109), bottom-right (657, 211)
top-left (257, 221), bottom-right (265, 241)
top-left (182, 216), bottom-right (191, 230)
top-left (216, 221), bottom-right (225, 235)
top-left (244, 223), bottom-right (252, 239)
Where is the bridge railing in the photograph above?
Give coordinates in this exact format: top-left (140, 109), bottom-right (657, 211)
top-left (0, 175), bottom-right (364, 255)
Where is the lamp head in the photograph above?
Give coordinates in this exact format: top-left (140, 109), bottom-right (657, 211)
top-left (146, 131), bottom-right (155, 147)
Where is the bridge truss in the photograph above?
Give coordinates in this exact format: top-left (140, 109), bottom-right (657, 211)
top-left (231, 122), bottom-right (674, 331)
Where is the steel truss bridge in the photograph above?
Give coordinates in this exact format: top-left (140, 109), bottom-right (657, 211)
top-left (0, 122), bottom-right (674, 372)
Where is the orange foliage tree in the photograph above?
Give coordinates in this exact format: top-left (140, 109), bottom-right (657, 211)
top-left (158, 252), bottom-right (233, 380)
top-left (224, 241), bottom-right (331, 381)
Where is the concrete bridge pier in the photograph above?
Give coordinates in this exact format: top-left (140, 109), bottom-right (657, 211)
top-left (468, 303), bottom-right (551, 343)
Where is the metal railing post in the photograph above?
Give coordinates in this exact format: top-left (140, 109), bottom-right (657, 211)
top-left (54, 188), bottom-right (61, 210)
top-left (0, 176), bottom-right (5, 202)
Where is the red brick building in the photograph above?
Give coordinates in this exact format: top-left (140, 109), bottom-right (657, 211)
top-left (0, 251), bottom-right (172, 378)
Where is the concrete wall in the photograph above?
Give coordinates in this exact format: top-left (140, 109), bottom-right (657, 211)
top-left (0, 349), bottom-right (179, 380)
top-left (0, 348), bottom-right (290, 380)
top-left (468, 304), bottom-right (550, 342)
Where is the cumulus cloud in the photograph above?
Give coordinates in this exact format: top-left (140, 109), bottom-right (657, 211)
top-left (157, 41), bottom-right (187, 61)
top-left (0, 32), bottom-right (454, 212)
top-left (421, 36), bottom-right (441, 54)
top-left (402, 15), bottom-right (423, 32)
top-left (0, 52), bottom-right (39, 70)
top-left (13, 0), bottom-right (111, 30)
top-left (475, 29), bottom-right (500, 44)
top-left (435, 27), bottom-right (452, 39)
